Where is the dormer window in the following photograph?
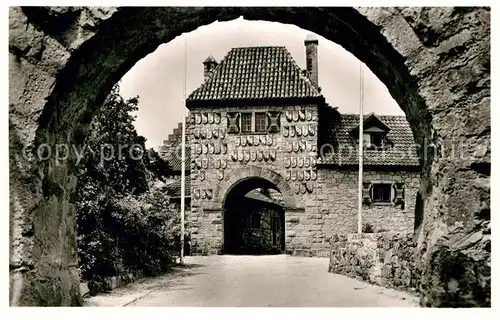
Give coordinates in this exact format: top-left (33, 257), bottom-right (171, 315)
top-left (362, 133), bottom-right (371, 147)
top-left (363, 130), bottom-right (387, 151)
top-left (351, 113), bottom-right (392, 152)
top-left (370, 133), bottom-right (384, 148)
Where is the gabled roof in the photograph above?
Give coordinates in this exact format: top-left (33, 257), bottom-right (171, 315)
top-left (349, 112), bottom-right (391, 137)
top-left (319, 107), bottom-right (420, 168)
top-left (203, 55), bottom-right (217, 64)
top-left (186, 46), bottom-right (322, 107)
top-left (364, 126), bottom-right (387, 133)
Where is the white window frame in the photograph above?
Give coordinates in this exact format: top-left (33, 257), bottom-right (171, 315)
top-left (254, 112), bottom-right (268, 133)
top-left (240, 112), bottom-right (253, 133)
top-left (238, 111), bottom-right (269, 134)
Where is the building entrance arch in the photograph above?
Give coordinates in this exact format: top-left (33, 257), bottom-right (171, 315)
top-left (223, 177), bottom-right (285, 255)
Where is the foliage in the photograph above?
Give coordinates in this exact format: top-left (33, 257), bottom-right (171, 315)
top-left (76, 84), bottom-right (179, 282)
top-left (362, 223), bottom-right (374, 233)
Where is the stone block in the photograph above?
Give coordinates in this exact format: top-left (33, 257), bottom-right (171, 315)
top-left (79, 282), bottom-right (90, 299)
top-left (382, 265), bottom-right (393, 278)
top-left (383, 248), bottom-right (393, 264)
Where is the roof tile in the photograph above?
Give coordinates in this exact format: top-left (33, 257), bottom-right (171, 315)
top-left (187, 46), bottom-right (321, 103)
top-left (164, 178), bottom-right (191, 198)
top-left (318, 106), bottom-right (420, 167)
top-left (165, 147), bottom-right (191, 172)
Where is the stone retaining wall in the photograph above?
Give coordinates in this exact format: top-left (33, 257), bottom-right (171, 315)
top-left (328, 233), bottom-right (417, 291)
top-left (80, 271), bottom-right (144, 298)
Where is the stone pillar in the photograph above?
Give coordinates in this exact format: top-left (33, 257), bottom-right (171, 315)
top-left (284, 208), bottom-right (308, 256)
top-left (190, 208), bottom-right (224, 255)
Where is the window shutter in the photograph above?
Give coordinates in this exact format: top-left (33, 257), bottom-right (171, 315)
top-left (393, 182), bottom-right (405, 206)
top-left (362, 182), bottom-right (372, 205)
top-left (227, 112), bottom-right (240, 133)
top-left (267, 111), bottom-right (281, 133)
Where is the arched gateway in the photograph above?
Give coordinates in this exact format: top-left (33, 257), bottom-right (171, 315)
top-left (9, 7), bottom-right (490, 306)
top-left (190, 167), bottom-right (297, 255)
top-left (223, 177), bottom-right (286, 255)
top-left (215, 167), bottom-right (297, 209)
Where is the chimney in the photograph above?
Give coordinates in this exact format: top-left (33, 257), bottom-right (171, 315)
top-left (304, 34), bottom-right (319, 88)
top-left (203, 55), bottom-right (218, 81)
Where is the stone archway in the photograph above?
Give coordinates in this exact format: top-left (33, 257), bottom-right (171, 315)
top-left (9, 7), bottom-right (490, 306)
top-left (214, 168), bottom-right (294, 255)
top-left (214, 166), bottom-right (297, 210)
top-left (221, 176), bottom-right (287, 255)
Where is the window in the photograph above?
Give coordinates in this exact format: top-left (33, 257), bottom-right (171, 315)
top-left (255, 112), bottom-right (267, 132)
top-left (372, 184), bottom-right (392, 203)
top-left (361, 133), bottom-right (387, 150)
top-left (227, 111), bottom-right (280, 134)
top-left (371, 133), bottom-right (384, 148)
top-left (364, 182), bottom-right (404, 206)
top-left (241, 113), bottom-right (252, 133)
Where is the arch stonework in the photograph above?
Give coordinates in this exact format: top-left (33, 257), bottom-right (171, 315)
top-left (9, 7), bottom-right (490, 306)
top-left (213, 166), bottom-right (297, 210)
top-left (190, 167), bottom-right (296, 257)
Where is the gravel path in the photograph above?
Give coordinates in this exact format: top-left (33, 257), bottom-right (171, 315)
top-left (85, 255), bottom-right (419, 307)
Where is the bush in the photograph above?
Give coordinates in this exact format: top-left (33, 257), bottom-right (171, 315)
top-left (75, 84), bottom-right (179, 282)
top-left (362, 223), bottom-right (374, 233)
top-left (78, 188), bottom-right (180, 281)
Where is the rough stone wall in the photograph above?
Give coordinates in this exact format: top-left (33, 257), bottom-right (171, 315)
top-left (188, 102), bottom-right (419, 257)
top-left (316, 169), bottom-right (419, 234)
top-left (83, 270), bottom-right (144, 297)
top-left (285, 169), bottom-right (419, 257)
top-left (188, 103), bottom-right (318, 254)
top-left (8, 7), bottom-right (115, 306)
top-left (189, 209), bottom-right (223, 255)
top-left (9, 7), bottom-right (489, 306)
top-left (359, 7), bottom-right (491, 306)
top-left (328, 233), bottom-right (417, 291)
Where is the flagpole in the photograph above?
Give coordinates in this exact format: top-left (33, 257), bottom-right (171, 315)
top-left (180, 33), bottom-right (187, 264)
top-left (357, 62), bottom-right (364, 234)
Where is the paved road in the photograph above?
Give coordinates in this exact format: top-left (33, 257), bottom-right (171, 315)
top-left (86, 255), bottom-right (419, 307)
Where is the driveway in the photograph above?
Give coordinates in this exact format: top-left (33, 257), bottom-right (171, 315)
top-left (85, 255), bottom-right (419, 307)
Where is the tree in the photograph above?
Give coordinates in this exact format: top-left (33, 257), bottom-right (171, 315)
top-left (76, 83), bottom-right (177, 282)
top-left (78, 84), bottom-right (147, 194)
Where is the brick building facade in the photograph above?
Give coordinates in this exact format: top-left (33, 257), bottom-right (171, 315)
top-left (160, 35), bottom-right (420, 257)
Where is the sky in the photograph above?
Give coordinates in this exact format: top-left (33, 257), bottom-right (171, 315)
top-left (119, 17), bottom-right (403, 149)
